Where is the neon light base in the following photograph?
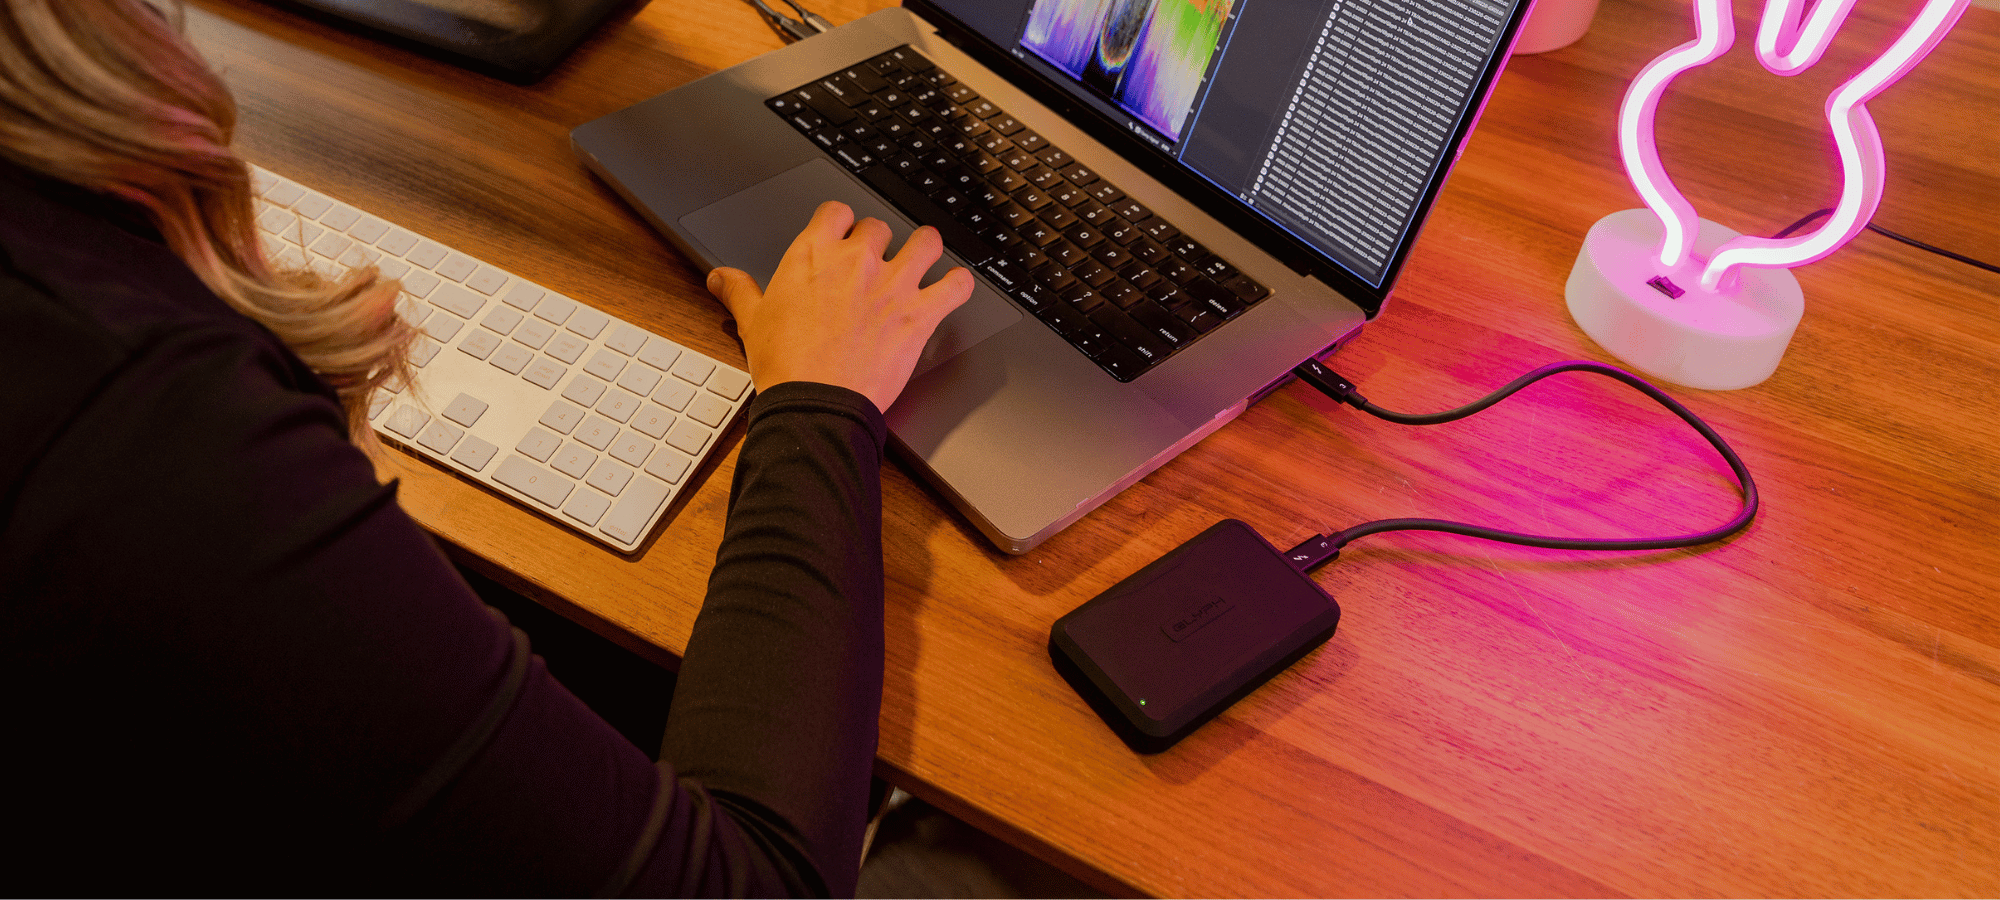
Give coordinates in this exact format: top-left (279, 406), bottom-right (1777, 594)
top-left (1566, 209), bottom-right (1803, 391)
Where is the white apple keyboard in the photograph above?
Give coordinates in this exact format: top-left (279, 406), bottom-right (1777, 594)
top-left (250, 166), bottom-right (751, 553)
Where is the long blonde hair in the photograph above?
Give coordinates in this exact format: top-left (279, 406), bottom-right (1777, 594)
top-left (0, 0), bottom-right (411, 443)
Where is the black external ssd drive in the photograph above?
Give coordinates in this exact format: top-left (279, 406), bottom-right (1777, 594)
top-left (1049, 519), bottom-right (1341, 753)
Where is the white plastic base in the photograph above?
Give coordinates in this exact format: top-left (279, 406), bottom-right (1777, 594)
top-left (1566, 209), bottom-right (1804, 391)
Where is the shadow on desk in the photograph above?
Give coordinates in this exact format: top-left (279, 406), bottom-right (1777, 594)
top-left (459, 564), bottom-right (1102, 898)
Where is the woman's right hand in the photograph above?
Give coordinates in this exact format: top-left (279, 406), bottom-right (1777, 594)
top-left (705, 201), bottom-right (975, 414)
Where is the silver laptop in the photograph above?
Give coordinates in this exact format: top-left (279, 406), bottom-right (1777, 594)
top-left (573, 0), bottom-right (1531, 553)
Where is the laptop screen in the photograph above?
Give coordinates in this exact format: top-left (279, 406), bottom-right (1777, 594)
top-left (910, 0), bottom-right (1530, 298)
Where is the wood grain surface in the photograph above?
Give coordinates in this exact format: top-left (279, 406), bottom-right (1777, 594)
top-left (184, 0), bottom-right (2000, 894)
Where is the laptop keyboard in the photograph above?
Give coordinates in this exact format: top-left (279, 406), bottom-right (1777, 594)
top-left (767, 46), bottom-right (1270, 383)
top-left (249, 166), bottom-right (752, 554)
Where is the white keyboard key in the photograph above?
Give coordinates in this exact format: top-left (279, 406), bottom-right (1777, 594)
top-left (482, 305), bottom-right (523, 335)
top-left (604, 323), bottom-right (647, 357)
top-left (263, 180), bottom-right (304, 206)
top-left (252, 168), bottom-right (279, 195)
top-left (515, 427), bottom-right (562, 463)
top-left (671, 354), bottom-right (716, 386)
top-left (533, 294), bottom-right (577, 325)
top-left (495, 455), bottom-right (572, 509)
top-left (567, 306), bottom-right (609, 339)
top-left (503, 282), bottom-right (544, 311)
top-left (545, 332), bottom-right (589, 365)
top-left (637, 336), bottom-right (682, 372)
top-left (466, 265), bottom-right (509, 295)
top-left (708, 367), bottom-right (752, 401)
top-left (401, 269), bottom-right (440, 298)
top-left (292, 191), bottom-right (332, 219)
top-left (410, 336), bottom-right (442, 367)
top-left (599, 476), bottom-right (669, 545)
top-left (368, 393), bottom-right (392, 419)
top-left (651, 379), bottom-right (695, 412)
top-left (320, 203), bottom-right (360, 231)
top-left (539, 400), bottom-right (586, 434)
top-left (515, 317), bottom-right (555, 349)
top-left (406, 240), bottom-right (447, 269)
top-left (686, 392), bottom-right (732, 428)
top-left (597, 388), bottom-right (642, 424)
top-left (297, 221), bottom-right (325, 249)
top-left (563, 490), bottom-right (611, 527)
top-left (522, 357), bottom-right (566, 390)
top-left (631, 404), bottom-right (675, 439)
top-left (644, 447), bottom-right (693, 485)
top-left (617, 365), bottom-right (661, 397)
top-left (443, 393), bottom-right (489, 427)
top-left (348, 216), bottom-right (389, 244)
top-left (585, 459), bottom-right (633, 496)
top-left (608, 433), bottom-right (653, 467)
top-left (551, 443), bottom-right (597, 479)
top-left (423, 313), bottom-right (463, 343)
top-left (435, 252), bottom-right (478, 282)
top-left (458, 330), bottom-right (501, 360)
top-left (583, 348), bottom-right (627, 382)
top-left (256, 205), bottom-right (293, 234)
top-left (417, 419), bottom-right (463, 454)
top-left (378, 228), bottom-right (417, 256)
top-left (378, 257), bottom-right (410, 280)
top-left (384, 405), bottom-right (429, 438)
top-left (490, 342), bottom-right (533, 375)
top-left (309, 231), bottom-right (353, 260)
top-left (451, 435), bottom-right (498, 472)
top-left (431, 283), bottom-right (486, 319)
top-left (561, 375), bottom-right (607, 408)
top-left (575, 415), bottom-right (619, 451)
top-left (666, 418), bottom-right (712, 456)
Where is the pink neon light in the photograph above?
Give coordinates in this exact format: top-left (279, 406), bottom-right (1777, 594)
top-left (1617, 0), bottom-right (1970, 290)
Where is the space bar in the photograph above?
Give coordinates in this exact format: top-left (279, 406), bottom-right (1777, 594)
top-left (858, 165), bottom-right (997, 267)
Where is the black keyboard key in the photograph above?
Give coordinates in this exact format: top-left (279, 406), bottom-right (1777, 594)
top-left (1013, 186), bottom-right (1053, 212)
top-left (1159, 256), bottom-right (1199, 285)
top-left (1041, 205), bottom-right (1079, 230)
top-left (1139, 218), bottom-right (1179, 242)
top-left (944, 83), bottom-right (977, 103)
top-left (1076, 200), bottom-right (1116, 227)
top-left (968, 98), bottom-right (1001, 119)
top-left (1037, 147), bottom-right (1073, 169)
top-left (1072, 258), bottom-right (1114, 288)
top-left (1184, 276), bottom-right (1246, 319)
top-left (1020, 221), bottom-right (1060, 246)
top-left (1065, 224), bottom-right (1105, 250)
top-left (1166, 234), bottom-right (1208, 261)
top-left (989, 114), bottom-right (1024, 135)
top-left (1057, 161), bottom-right (1098, 186)
top-left (989, 167), bottom-right (1027, 193)
top-left (1110, 198), bottom-right (1150, 222)
top-left (1129, 301), bottom-right (1198, 348)
top-left (1131, 236), bottom-right (1170, 265)
top-left (1093, 342), bottom-right (1148, 381)
top-left (1049, 181), bottom-right (1089, 208)
top-left (1033, 263), bottom-right (1079, 293)
top-left (1024, 165), bottom-right (1061, 189)
top-left (1014, 131), bottom-right (1048, 153)
top-left (817, 74), bottom-right (869, 107)
top-left (1090, 240), bottom-right (1133, 270)
top-left (1088, 306), bottom-right (1166, 361)
top-left (1104, 216), bottom-right (1142, 246)
top-left (1101, 279), bottom-right (1141, 309)
top-left (831, 145), bottom-right (873, 170)
top-left (1221, 273), bottom-right (1270, 302)
top-left (857, 164), bottom-right (996, 267)
top-left (1088, 182), bottom-right (1124, 204)
top-left (1047, 240), bottom-right (1087, 268)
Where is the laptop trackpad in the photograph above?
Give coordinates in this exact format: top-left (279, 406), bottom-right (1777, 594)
top-left (679, 159), bottom-right (1021, 378)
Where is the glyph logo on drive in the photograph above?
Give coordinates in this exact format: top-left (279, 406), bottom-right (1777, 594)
top-left (1160, 595), bottom-right (1234, 643)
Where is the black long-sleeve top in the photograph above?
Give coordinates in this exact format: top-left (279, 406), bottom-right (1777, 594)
top-left (0, 161), bottom-right (883, 896)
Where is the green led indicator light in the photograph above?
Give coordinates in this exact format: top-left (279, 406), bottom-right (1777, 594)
top-left (1137, 699), bottom-right (1147, 706)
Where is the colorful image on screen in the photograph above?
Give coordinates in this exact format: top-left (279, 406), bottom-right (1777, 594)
top-left (1021, 0), bottom-right (1232, 141)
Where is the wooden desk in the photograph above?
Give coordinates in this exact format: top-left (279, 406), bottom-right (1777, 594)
top-left (187, 0), bottom-right (2000, 894)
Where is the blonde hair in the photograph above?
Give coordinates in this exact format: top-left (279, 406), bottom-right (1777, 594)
top-left (0, 0), bottom-right (412, 444)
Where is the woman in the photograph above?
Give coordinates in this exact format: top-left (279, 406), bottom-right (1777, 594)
top-left (0, 0), bottom-right (971, 894)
